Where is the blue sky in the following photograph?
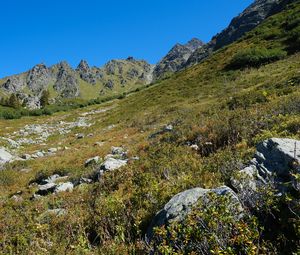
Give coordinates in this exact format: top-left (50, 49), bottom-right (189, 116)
top-left (0, 0), bottom-right (253, 77)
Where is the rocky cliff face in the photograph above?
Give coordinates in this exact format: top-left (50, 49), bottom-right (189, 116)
top-left (27, 64), bottom-right (52, 93)
top-left (152, 38), bottom-right (204, 81)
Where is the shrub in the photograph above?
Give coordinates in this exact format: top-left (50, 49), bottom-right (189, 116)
top-left (228, 47), bottom-right (287, 69)
top-left (227, 91), bottom-right (268, 110)
top-left (150, 193), bottom-right (266, 254)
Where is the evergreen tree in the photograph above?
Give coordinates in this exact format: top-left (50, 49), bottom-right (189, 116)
top-left (40, 90), bottom-right (50, 108)
top-left (7, 94), bottom-right (21, 109)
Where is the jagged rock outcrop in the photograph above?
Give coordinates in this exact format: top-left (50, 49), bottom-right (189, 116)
top-left (76, 60), bottom-right (97, 85)
top-left (153, 38), bottom-right (204, 81)
top-left (54, 62), bottom-right (79, 98)
top-left (2, 75), bottom-right (25, 93)
top-left (26, 64), bottom-right (52, 93)
top-left (147, 186), bottom-right (242, 239)
top-left (232, 138), bottom-right (300, 192)
top-left (103, 58), bottom-right (153, 84)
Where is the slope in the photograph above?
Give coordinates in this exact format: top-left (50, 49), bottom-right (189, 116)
top-left (0, 1), bottom-right (299, 254)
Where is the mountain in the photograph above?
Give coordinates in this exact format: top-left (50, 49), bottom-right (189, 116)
top-left (152, 38), bottom-right (204, 81)
top-left (0, 57), bottom-right (154, 108)
top-left (153, 0), bottom-right (296, 78)
top-left (186, 0), bottom-right (296, 67)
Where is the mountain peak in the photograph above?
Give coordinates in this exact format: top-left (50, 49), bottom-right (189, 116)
top-left (185, 38), bottom-right (205, 51)
top-left (76, 60), bottom-right (90, 72)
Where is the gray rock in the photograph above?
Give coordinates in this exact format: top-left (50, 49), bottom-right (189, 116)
top-left (190, 144), bottom-right (199, 151)
top-left (21, 154), bottom-right (31, 160)
top-left (153, 39), bottom-right (204, 81)
top-left (164, 124), bottom-right (173, 132)
top-left (111, 146), bottom-right (126, 155)
top-left (79, 177), bottom-right (93, 184)
top-left (147, 186), bottom-right (242, 239)
top-left (53, 61), bottom-right (79, 98)
top-left (37, 183), bottom-right (57, 196)
top-left (233, 138), bottom-right (300, 192)
top-left (42, 174), bottom-right (61, 184)
top-left (100, 157), bottom-right (128, 171)
top-left (22, 95), bottom-right (41, 110)
top-left (77, 133), bottom-right (85, 139)
top-left (55, 182), bottom-right (74, 193)
top-left (2, 138), bottom-right (19, 148)
top-left (2, 75), bottom-right (25, 93)
top-left (105, 80), bottom-right (114, 89)
top-left (254, 138), bottom-right (300, 177)
top-left (35, 151), bottom-right (45, 158)
top-left (85, 156), bottom-right (101, 167)
top-left (26, 64), bottom-right (51, 93)
top-left (48, 148), bottom-right (58, 153)
top-left (76, 60), bottom-right (97, 85)
top-left (0, 148), bottom-right (13, 165)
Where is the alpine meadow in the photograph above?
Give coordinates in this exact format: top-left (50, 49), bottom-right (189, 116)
top-left (0, 0), bottom-right (300, 254)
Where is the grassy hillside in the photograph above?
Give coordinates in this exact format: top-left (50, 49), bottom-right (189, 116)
top-left (0, 1), bottom-right (300, 254)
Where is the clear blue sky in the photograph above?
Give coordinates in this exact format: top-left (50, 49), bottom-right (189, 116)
top-left (0, 0), bottom-right (253, 77)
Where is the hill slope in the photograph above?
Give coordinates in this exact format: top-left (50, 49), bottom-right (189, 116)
top-left (0, 1), bottom-right (300, 254)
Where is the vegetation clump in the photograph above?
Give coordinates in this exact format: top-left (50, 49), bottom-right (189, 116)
top-left (228, 47), bottom-right (287, 69)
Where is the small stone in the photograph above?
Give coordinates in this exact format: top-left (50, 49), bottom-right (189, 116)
top-left (77, 134), bottom-right (85, 139)
top-left (164, 124), bottom-right (173, 131)
top-left (190, 144), bottom-right (199, 151)
top-left (21, 154), bottom-right (31, 160)
top-left (94, 142), bottom-right (105, 147)
top-left (55, 182), bottom-right (74, 193)
top-left (85, 156), bottom-right (101, 167)
top-left (48, 148), bottom-right (58, 153)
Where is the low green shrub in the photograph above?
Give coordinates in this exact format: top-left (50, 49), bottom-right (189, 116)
top-left (228, 47), bottom-right (287, 69)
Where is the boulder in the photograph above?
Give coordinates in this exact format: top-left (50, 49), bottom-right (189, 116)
top-left (37, 183), bottom-right (57, 196)
top-left (0, 148), bottom-right (13, 165)
top-left (147, 186), bottom-right (242, 239)
top-left (100, 157), bottom-right (127, 171)
top-left (233, 138), bottom-right (300, 191)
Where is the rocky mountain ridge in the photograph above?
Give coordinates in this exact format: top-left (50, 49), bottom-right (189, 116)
top-left (0, 58), bottom-right (154, 108)
top-left (185, 0), bottom-right (296, 67)
top-left (152, 38), bottom-right (204, 81)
